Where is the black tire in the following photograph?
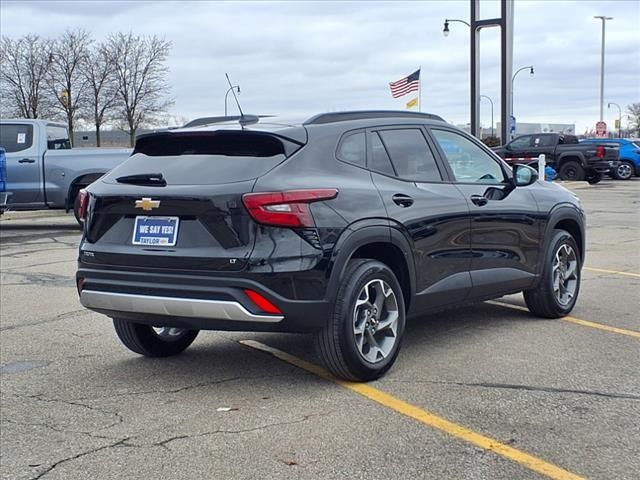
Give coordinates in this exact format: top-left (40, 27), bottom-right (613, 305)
top-left (524, 230), bottom-right (581, 318)
top-left (613, 161), bottom-right (634, 180)
top-left (315, 259), bottom-right (406, 381)
top-left (73, 193), bottom-right (83, 226)
top-left (587, 173), bottom-right (602, 185)
top-left (558, 161), bottom-right (585, 181)
top-left (113, 319), bottom-right (199, 357)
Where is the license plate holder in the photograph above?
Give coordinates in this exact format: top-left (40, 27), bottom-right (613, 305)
top-left (132, 216), bottom-right (179, 247)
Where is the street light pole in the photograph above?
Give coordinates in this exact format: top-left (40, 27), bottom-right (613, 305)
top-left (594, 16), bottom-right (613, 121)
top-left (511, 65), bottom-right (534, 136)
top-left (608, 102), bottom-right (622, 138)
top-left (224, 85), bottom-right (240, 116)
top-left (480, 95), bottom-right (494, 137)
top-left (443, 18), bottom-right (471, 36)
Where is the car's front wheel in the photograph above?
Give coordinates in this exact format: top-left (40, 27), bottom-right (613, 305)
top-left (113, 319), bottom-right (199, 357)
top-left (315, 259), bottom-right (406, 381)
top-left (524, 229), bottom-right (581, 318)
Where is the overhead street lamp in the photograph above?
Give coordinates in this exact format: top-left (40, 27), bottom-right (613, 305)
top-left (594, 16), bottom-right (613, 121)
top-left (608, 102), bottom-right (622, 138)
top-left (480, 95), bottom-right (494, 137)
top-left (442, 18), bottom-right (470, 36)
top-left (224, 85), bottom-right (240, 116)
top-left (511, 65), bottom-right (534, 133)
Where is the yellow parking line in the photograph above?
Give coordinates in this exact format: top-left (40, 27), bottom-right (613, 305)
top-left (583, 267), bottom-right (640, 278)
top-left (240, 339), bottom-right (585, 480)
top-left (488, 300), bottom-right (640, 339)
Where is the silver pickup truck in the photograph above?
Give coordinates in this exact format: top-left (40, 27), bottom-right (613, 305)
top-left (0, 119), bottom-right (131, 221)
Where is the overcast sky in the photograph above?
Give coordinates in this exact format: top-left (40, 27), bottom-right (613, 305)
top-left (2, 0), bottom-right (639, 134)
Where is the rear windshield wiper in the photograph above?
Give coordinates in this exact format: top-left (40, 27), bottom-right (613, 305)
top-left (115, 173), bottom-right (167, 186)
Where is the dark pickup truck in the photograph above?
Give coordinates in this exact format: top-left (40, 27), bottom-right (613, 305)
top-left (493, 133), bottom-right (619, 182)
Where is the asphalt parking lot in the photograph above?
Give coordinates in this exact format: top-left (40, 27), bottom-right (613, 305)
top-left (1, 179), bottom-right (638, 480)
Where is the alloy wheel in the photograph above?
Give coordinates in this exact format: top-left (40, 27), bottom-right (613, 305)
top-left (552, 244), bottom-right (578, 306)
top-left (617, 163), bottom-right (633, 180)
top-left (352, 279), bottom-right (399, 363)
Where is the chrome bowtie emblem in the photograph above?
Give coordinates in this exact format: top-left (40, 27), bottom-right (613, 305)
top-left (135, 198), bottom-right (160, 211)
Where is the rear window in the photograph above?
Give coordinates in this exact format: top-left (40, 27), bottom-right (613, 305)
top-left (106, 131), bottom-right (293, 185)
top-left (47, 125), bottom-right (71, 150)
top-left (0, 124), bottom-right (34, 153)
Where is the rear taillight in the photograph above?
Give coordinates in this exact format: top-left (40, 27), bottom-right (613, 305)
top-left (242, 189), bottom-right (338, 228)
top-left (78, 189), bottom-right (89, 220)
top-left (596, 146), bottom-right (605, 159)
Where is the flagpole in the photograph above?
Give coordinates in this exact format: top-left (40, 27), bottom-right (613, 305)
top-left (418, 66), bottom-right (422, 112)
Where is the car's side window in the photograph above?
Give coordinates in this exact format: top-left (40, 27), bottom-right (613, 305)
top-left (0, 124), bottom-right (34, 153)
top-left (431, 129), bottom-right (506, 184)
top-left (368, 132), bottom-right (396, 176)
top-left (378, 129), bottom-right (442, 182)
top-left (336, 131), bottom-right (366, 167)
top-left (509, 135), bottom-right (531, 149)
top-left (46, 125), bottom-right (72, 150)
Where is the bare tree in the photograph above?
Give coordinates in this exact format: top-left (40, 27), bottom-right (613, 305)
top-left (107, 32), bottom-right (173, 146)
top-left (0, 34), bottom-right (54, 118)
top-left (626, 103), bottom-right (640, 136)
top-left (47, 29), bottom-right (92, 146)
top-left (82, 42), bottom-right (119, 147)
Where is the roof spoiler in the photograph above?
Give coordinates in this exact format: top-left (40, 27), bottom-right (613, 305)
top-left (182, 114), bottom-right (275, 129)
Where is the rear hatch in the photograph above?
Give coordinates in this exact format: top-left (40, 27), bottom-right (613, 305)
top-left (82, 129), bottom-right (304, 272)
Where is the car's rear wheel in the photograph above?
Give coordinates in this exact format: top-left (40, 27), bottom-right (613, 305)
top-left (524, 229), bottom-right (581, 318)
top-left (113, 319), bottom-right (199, 357)
top-left (558, 161), bottom-right (585, 181)
top-left (315, 259), bottom-right (406, 381)
top-left (613, 161), bottom-right (634, 180)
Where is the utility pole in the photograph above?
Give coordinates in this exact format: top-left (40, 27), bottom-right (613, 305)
top-left (594, 16), bottom-right (613, 121)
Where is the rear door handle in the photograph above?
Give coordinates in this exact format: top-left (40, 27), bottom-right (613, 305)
top-left (470, 194), bottom-right (488, 207)
top-left (18, 158), bottom-right (36, 164)
top-left (392, 194), bottom-right (414, 208)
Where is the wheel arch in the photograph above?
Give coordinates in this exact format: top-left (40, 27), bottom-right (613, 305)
top-left (327, 223), bottom-right (416, 312)
top-left (543, 206), bottom-right (585, 270)
top-left (557, 153), bottom-right (585, 168)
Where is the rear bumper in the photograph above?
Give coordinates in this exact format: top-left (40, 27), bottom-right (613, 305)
top-left (590, 160), bottom-right (619, 173)
top-left (76, 266), bottom-right (331, 332)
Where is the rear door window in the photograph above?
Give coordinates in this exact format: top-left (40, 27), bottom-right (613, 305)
top-left (378, 129), bottom-right (442, 182)
top-left (0, 124), bottom-right (34, 153)
top-left (368, 132), bottom-right (396, 176)
top-left (46, 125), bottom-right (71, 150)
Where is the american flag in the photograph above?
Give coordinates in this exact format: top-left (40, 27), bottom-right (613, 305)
top-left (389, 69), bottom-right (420, 98)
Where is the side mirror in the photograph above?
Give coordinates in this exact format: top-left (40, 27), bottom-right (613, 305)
top-left (512, 164), bottom-right (538, 187)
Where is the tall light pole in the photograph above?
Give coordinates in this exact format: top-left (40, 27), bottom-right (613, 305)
top-left (608, 102), bottom-right (622, 137)
top-left (594, 16), bottom-right (613, 121)
top-left (511, 65), bottom-right (534, 137)
top-left (224, 85), bottom-right (240, 116)
top-left (480, 95), bottom-right (494, 137)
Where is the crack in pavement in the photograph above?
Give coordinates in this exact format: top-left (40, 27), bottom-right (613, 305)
top-left (391, 380), bottom-right (640, 400)
top-left (70, 371), bottom-right (311, 401)
top-left (29, 437), bottom-right (130, 480)
top-left (0, 270), bottom-right (75, 287)
top-left (0, 309), bottom-right (91, 332)
top-left (2, 418), bottom-right (121, 441)
top-left (144, 412), bottom-right (330, 450)
top-left (6, 393), bottom-right (124, 431)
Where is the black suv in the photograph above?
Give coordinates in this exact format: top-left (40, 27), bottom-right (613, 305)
top-left (76, 111), bottom-right (585, 381)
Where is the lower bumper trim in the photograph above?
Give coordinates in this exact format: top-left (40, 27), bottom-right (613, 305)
top-left (80, 290), bottom-right (283, 323)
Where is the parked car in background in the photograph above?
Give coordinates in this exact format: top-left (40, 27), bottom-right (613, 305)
top-left (493, 133), bottom-right (619, 183)
top-left (76, 111), bottom-right (586, 381)
top-left (0, 120), bottom-right (131, 221)
top-left (580, 138), bottom-right (640, 180)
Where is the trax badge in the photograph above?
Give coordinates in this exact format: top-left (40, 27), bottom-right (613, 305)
top-left (135, 198), bottom-right (160, 211)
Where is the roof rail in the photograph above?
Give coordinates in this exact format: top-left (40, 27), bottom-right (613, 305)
top-left (304, 110), bottom-right (445, 125)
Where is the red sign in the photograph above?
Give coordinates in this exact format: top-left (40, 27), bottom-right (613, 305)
top-left (595, 121), bottom-right (607, 138)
